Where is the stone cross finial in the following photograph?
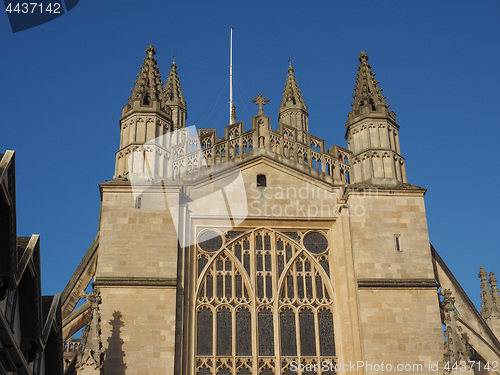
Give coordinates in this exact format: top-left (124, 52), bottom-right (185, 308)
top-left (359, 51), bottom-right (369, 63)
top-left (252, 93), bottom-right (269, 116)
top-left (146, 45), bottom-right (156, 58)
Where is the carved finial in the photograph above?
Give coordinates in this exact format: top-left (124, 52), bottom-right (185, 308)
top-left (442, 289), bottom-right (455, 311)
top-left (252, 93), bottom-right (269, 116)
top-left (489, 272), bottom-right (500, 318)
top-left (442, 289), bottom-right (470, 367)
top-left (479, 266), bottom-right (487, 279)
top-left (479, 266), bottom-right (495, 319)
top-left (129, 45), bottom-right (164, 104)
top-left (280, 60), bottom-right (307, 110)
top-left (146, 45), bottom-right (156, 58)
top-left (278, 58), bottom-right (309, 132)
top-left (76, 288), bottom-right (103, 371)
top-left (348, 51), bottom-right (391, 120)
top-left (163, 56), bottom-right (186, 108)
top-left (358, 50), bottom-right (369, 63)
top-left (490, 272), bottom-right (498, 289)
top-left (231, 105), bottom-right (236, 124)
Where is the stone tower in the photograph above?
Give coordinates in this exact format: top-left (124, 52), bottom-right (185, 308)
top-left (89, 45), bottom-right (184, 375)
top-left (114, 45), bottom-right (174, 180)
top-left (60, 47), bottom-right (500, 375)
top-left (345, 51), bottom-right (407, 185)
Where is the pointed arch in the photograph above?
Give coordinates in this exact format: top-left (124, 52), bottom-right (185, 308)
top-left (193, 227), bottom-right (337, 374)
top-left (277, 248), bottom-right (334, 302)
top-left (196, 248), bottom-right (253, 303)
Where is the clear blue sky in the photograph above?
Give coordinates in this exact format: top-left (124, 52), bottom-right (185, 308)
top-left (1, 1), bottom-right (499, 310)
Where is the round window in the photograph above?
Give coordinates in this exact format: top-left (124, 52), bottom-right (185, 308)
top-left (303, 231), bottom-right (328, 254)
top-left (198, 231), bottom-right (223, 252)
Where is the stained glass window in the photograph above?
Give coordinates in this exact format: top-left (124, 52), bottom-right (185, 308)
top-left (194, 228), bottom-right (336, 374)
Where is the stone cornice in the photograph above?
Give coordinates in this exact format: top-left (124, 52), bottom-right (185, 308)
top-left (93, 277), bottom-right (177, 287)
top-left (345, 183), bottom-right (427, 198)
top-left (357, 278), bottom-right (439, 289)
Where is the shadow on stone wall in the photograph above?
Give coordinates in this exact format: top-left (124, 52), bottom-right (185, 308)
top-left (104, 311), bottom-right (127, 374)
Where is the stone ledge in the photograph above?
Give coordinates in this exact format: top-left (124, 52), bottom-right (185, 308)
top-left (358, 278), bottom-right (439, 289)
top-left (93, 277), bottom-right (176, 287)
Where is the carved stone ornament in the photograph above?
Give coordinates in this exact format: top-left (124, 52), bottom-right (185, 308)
top-left (442, 289), bottom-right (471, 368)
top-left (76, 288), bottom-right (104, 372)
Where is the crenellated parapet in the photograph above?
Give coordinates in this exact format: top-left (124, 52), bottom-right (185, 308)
top-left (117, 97), bottom-right (351, 186)
top-left (196, 95), bottom-right (350, 185)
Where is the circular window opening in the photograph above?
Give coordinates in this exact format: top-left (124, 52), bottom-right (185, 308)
top-left (198, 231), bottom-right (223, 252)
top-left (303, 231), bottom-right (328, 254)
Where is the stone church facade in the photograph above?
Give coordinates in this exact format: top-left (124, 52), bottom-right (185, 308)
top-left (60, 46), bottom-right (500, 375)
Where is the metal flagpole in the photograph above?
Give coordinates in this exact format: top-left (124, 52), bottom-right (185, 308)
top-left (230, 27), bottom-right (233, 125)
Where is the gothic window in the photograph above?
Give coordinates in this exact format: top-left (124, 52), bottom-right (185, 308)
top-left (195, 229), bottom-right (336, 374)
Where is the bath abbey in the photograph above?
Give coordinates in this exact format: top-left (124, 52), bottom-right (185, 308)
top-left (2, 45), bottom-right (499, 375)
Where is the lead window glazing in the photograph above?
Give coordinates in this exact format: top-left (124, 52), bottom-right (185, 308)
top-left (195, 228), bottom-right (336, 374)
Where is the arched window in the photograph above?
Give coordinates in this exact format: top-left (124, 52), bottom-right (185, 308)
top-left (256, 174), bottom-right (266, 187)
top-left (194, 229), bottom-right (336, 374)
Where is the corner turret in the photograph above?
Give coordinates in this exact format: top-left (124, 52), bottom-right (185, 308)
top-left (345, 51), bottom-right (407, 186)
top-left (114, 45), bottom-right (173, 179)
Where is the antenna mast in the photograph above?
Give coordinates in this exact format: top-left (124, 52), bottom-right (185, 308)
top-left (230, 27), bottom-right (234, 125)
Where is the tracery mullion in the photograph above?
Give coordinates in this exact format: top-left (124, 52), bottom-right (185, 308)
top-left (301, 257), bottom-right (308, 301)
top-left (211, 260), bottom-right (216, 369)
top-left (271, 231), bottom-right (281, 374)
top-left (231, 258), bottom-right (236, 361)
top-left (296, 305), bottom-right (302, 361)
top-left (311, 267), bottom-right (319, 303)
top-left (292, 260), bottom-right (298, 305)
top-left (314, 307), bottom-right (321, 360)
top-left (249, 231), bottom-right (258, 375)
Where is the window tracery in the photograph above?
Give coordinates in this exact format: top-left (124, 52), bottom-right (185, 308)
top-left (195, 228), bottom-right (336, 374)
